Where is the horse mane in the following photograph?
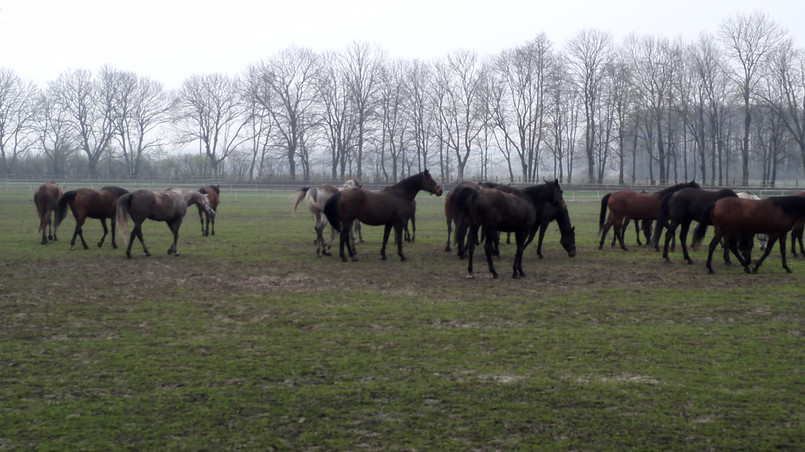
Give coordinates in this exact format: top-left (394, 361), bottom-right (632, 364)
top-left (656, 180), bottom-right (699, 197)
top-left (769, 196), bottom-right (805, 216)
top-left (101, 186), bottom-right (130, 198)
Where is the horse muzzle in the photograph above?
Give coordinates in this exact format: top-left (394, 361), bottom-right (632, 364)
top-left (432, 187), bottom-right (443, 197)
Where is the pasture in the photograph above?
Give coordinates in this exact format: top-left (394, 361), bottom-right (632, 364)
top-left (1, 185), bottom-right (804, 450)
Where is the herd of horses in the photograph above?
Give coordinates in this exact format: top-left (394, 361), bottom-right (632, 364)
top-left (32, 172), bottom-right (805, 277)
top-left (34, 182), bottom-right (220, 258)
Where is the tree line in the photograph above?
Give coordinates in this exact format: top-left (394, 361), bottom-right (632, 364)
top-left (1, 11), bottom-right (803, 186)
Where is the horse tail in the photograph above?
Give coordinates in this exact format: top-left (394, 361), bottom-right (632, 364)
top-left (651, 193), bottom-right (673, 247)
top-left (116, 193), bottom-right (133, 245)
top-left (323, 191), bottom-right (342, 233)
top-left (292, 187), bottom-right (310, 215)
top-left (691, 203), bottom-right (715, 248)
top-left (53, 190), bottom-right (77, 228)
top-left (598, 193), bottom-right (611, 234)
top-left (35, 193), bottom-right (51, 233)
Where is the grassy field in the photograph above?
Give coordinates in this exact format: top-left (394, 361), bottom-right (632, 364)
top-left (1, 186), bottom-right (804, 450)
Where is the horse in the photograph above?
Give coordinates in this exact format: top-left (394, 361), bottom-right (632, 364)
top-left (455, 186), bottom-right (536, 279)
top-left (444, 181), bottom-right (480, 258)
top-left (54, 186), bottom-right (130, 250)
top-left (457, 179), bottom-right (565, 279)
top-left (736, 191), bottom-right (768, 253)
top-left (528, 202), bottom-right (577, 259)
top-left (293, 184), bottom-right (341, 257)
top-left (785, 191), bottom-right (805, 257)
top-left (343, 180), bottom-right (364, 243)
top-left (198, 185), bottom-right (220, 236)
top-left (651, 187), bottom-right (738, 264)
top-left (33, 182), bottom-right (62, 244)
top-left (324, 170), bottom-right (442, 262)
top-left (691, 195), bottom-right (805, 274)
top-left (116, 188), bottom-right (215, 258)
top-left (599, 181), bottom-right (700, 251)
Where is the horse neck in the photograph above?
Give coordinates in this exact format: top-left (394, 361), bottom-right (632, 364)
top-left (555, 208), bottom-right (572, 235)
top-left (390, 174), bottom-right (424, 199)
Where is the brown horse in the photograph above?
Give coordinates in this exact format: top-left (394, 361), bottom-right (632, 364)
top-left (324, 170), bottom-right (442, 262)
top-left (54, 186), bottom-right (130, 250)
top-left (787, 191), bottom-right (805, 257)
top-left (599, 181), bottom-right (700, 250)
top-left (198, 185), bottom-right (220, 236)
top-left (529, 202), bottom-right (577, 259)
top-left (116, 188), bottom-right (215, 258)
top-left (444, 181), bottom-right (480, 258)
top-left (692, 195), bottom-right (805, 274)
top-left (33, 182), bottom-right (62, 244)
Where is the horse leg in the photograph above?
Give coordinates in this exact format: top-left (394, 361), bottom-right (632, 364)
top-left (633, 219), bottom-right (643, 246)
top-left (199, 209), bottom-right (205, 236)
top-left (483, 230), bottom-right (499, 279)
top-left (71, 217), bottom-right (89, 250)
top-left (705, 235), bottom-right (721, 274)
top-left (678, 221), bottom-right (694, 264)
top-left (512, 233), bottom-right (526, 279)
top-left (445, 218), bottom-right (453, 252)
top-left (779, 232), bottom-right (791, 273)
top-left (394, 224), bottom-right (406, 261)
top-left (97, 219), bottom-right (109, 248)
top-left (536, 224), bottom-right (548, 259)
top-left (457, 222), bottom-right (468, 259)
top-left (466, 227), bottom-right (477, 279)
top-left (379, 224), bottom-right (392, 260)
top-left (614, 220), bottom-right (627, 251)
top-left (752, 235), bottom-right (780, 274)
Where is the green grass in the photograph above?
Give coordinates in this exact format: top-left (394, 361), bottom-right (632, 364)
top-left (1, 187), bottom-right (804, 450)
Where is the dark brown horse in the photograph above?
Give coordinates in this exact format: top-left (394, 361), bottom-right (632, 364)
top-left (54, 186), bottom-right (130, 250)
top-left (651, 187), bottom-right (738, 264)
top-left (788, 191), bottom-right (805, 257)
top-left (198, 185), bottom-right (220, 236)
top-left (444, 181), bottom-right (480, 258)
top-left (692, 196), bottom-right (805, 274)
top-left (529, 202), bottom-right (577, 259)
top-left (33, 182), bottom-right (62, 244)
top-left (324, 170), bottom-right (442, 262)
top-left (599, 181), bottom-right (699, 250)
top-left (116, 188), bottom-right (215, 258)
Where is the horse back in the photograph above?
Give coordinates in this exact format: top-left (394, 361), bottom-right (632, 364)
top-left (713, 197), bottom-right (798, 235)
top-left (608, 191), bottom-right (660, 220)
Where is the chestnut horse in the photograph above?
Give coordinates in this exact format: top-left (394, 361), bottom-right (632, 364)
top-left (599, 181), bottom-right (700, 251)
top-left (54, 186), bottom-right (130, 250)
top-left (324, 170), bottom-right (442, 262)
top-left (33, 181), bottom-right (62, 244)
top-left (692, 195), bottom-right (805, 274)
top-left (198, 185), bottom-right (220, 236)
top-left (116, 188), bottom-right (215, 258)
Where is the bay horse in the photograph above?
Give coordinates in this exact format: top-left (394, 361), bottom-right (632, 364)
top-left (599, 181), bottom-right (700, 251)
top-left (54, 186), bottom-right (130, 250)
top-left (116, 188), bottom-right (215, 258)
top-left (691, 195), bottom-right (805, 274)
top-left (444, 181), bottom-right (480, 258)
top-left (651, 187), bottom-right (738, 264)
top-left (529, 202), bottom-right (577, 259)
top-left (324, 170), bottom-right (442, 262)
top-left (33, 181), bottom-right (62, 244)
top-left (786, 191), bottom-right (805, 257)
top-left (198, 185), bottom-right (220, 236)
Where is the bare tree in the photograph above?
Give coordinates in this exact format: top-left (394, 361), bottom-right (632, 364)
top-left (404, 59), bottom-right (436, 173)
top-left (763, 40), bottom-right (805, 178)
top-left (490, 34), bottom-right (554, 183)
top-left (109, 68), bottom-right (170, 177)
top-left (720, 11), bottom-right (787, 184)
top-left (377, 59), bottom-right (409, 181)
top-left (241, 65), bottom-right (277, 181)
top-left (545, 57), bottom-right (581, 183)
top-left (317, 51), bottom-right (357, 180)
top-left (433, 50), bottom-right (487, 181)
top-left (34, 85), bottom-right (75, 175)
top-left (566, 29), bottom-right (613, 183)
top-left (343, 42), bottom-right (384, 181)
top-left (53, 69), bottom-right (116, 176)
top-left (0, 68), bottom-right (38, 174)
top-left (253, 47), bottom-right (321, 180)
top-left (175, 73), bottom-right (251, 177)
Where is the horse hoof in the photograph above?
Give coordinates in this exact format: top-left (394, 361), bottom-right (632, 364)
top-left (126, 253), bottom-right (132, 259)
top-left (400, 256), bottom-right (407, 262)
top-left (467, 274), bottom-right (475, 279)
top-left (445, 246), bottom-right (452, 252)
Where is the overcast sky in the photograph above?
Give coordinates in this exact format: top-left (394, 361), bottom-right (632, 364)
top-left (1, 0), bottom-right (803, 90)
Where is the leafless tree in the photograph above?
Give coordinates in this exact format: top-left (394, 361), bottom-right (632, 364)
top-left (545, 57), bottom-right (581, 183)
top-left (489, 34), bottom-right (554, 183)
top-left (34, 85), bottom-right (75, 175)
top-left (404, 59), bottom-right (437, 174)
top-left (317, 51), bottom-right (357, 180)
top-left (377, 59), bottom-right (410, 181)
top-left (344, 42), bottom-right (384, 181)
top-left (566, 29), bottom-right (613, 183)
top-left (253, 47), bottom-right (321, 180)
top-left (433, 50), bottom-right (487, 181)
top-left (763, 39), bottom-right (805, 178)
top-left (0, 68), bottom-right (38, 174)
top-left (241, 65), bottom-right (276, 181)
top-left (52, 69), bottom-right (116, 176)
top-left (175, 73), bottom-right (251, 177)
top-left (720, 11), bottom-right (787, 184)
top-left (108, 68), bottom-right (170, 177)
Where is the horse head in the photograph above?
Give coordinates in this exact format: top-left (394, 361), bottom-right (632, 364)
top-left (547, 179), bottom-right (566, 208)
top-left (422, 170), bottom-right (443, 196)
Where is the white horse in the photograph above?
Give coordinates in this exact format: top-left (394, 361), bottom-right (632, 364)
top-left (293, 181), bottom-right (361, 257)
top-left (737, 191), bottom-right (768, 251)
